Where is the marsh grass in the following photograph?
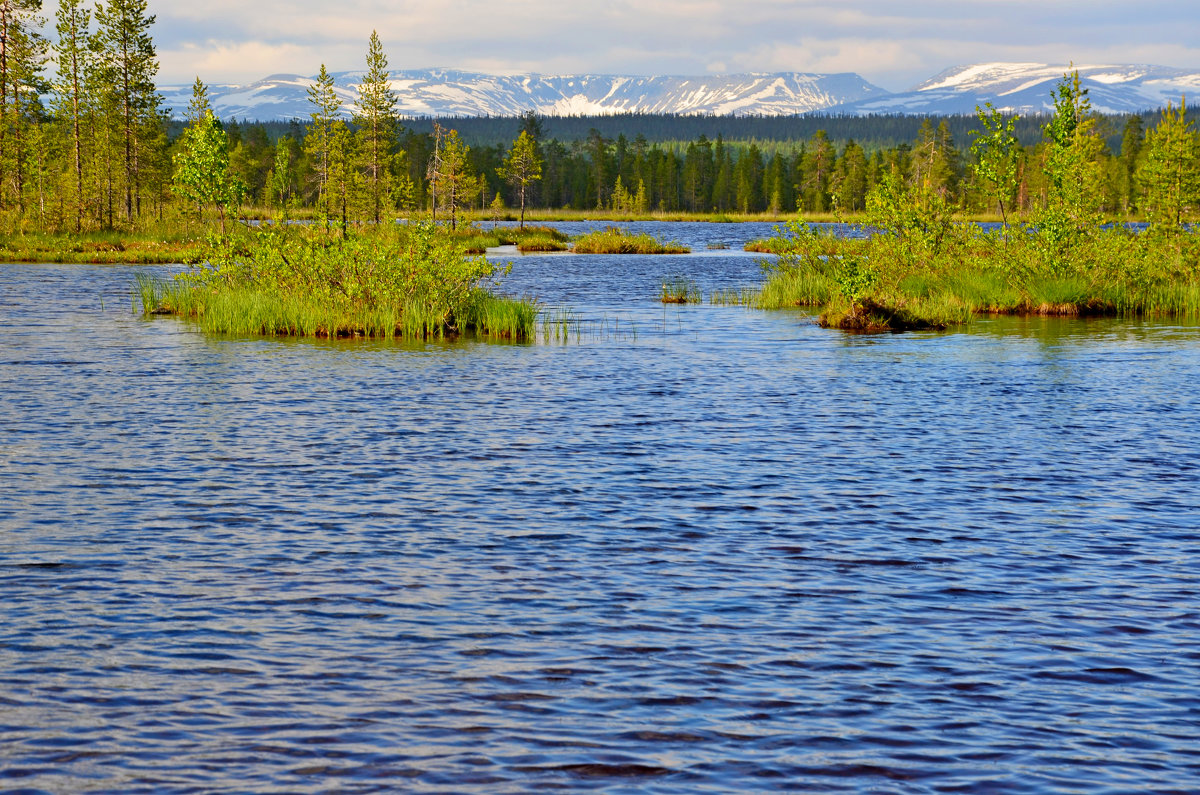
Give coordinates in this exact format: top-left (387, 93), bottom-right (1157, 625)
top-left (540, 306), bottom-right (582, 343)
top-left (709, 287), bottom-right (760, 306)
top-left (660, 276), bottom-right (702, 303)
top-left (3, 229), bottom-right (206, 264)
top-left (451, 225), bottom-right (570, 254)
top-left (138, 223), bottom-right (538, 341)
top-left (572, 226), bottom-right (690, 254)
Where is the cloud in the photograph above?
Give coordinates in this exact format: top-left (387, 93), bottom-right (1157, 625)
top-left (40, 0), bottom-right (1200, 88)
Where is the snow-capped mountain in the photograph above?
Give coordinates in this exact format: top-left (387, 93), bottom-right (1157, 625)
top-left (838, 63), bottom-right (1200, 116)
top-left (159, 69), bottom-right (888, 120)
top-left (159, 63), bottom-right (1200, 122)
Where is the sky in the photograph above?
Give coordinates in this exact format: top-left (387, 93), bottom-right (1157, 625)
top-left (42, 0), bottom-right (1200, 90)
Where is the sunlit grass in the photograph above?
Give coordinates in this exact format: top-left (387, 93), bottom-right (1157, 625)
top-left (572, 226), bottom-right (690, 254)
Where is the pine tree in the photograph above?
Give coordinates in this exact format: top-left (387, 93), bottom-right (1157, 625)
top-left (496, 130), bottom-right (541, 228)
top-left (1138, 98), bottom-right (1200, 230)
top-left (1, 0), bottom-right (48, 215)
top-left (51, 0), bottom-right (91, 230)
top-left (304, 63), bottom-right (341, 222)
top-left (93, 0), bottom-right (161, 223)
top-left (355, 31), bottom-right (397, 224)
top-left (427, 125), bottom-right (473, 229)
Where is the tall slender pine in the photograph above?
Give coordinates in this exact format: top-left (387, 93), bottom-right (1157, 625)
top-left (93, 0), bottom-right (160, 223)
top-left (355, 31), bottom-right (397, 224)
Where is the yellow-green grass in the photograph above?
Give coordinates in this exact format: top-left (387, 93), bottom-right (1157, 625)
top-left (139, 275), bottom-right (536, 340)
top-left (1, 230), bottom-right (206, 264)
top-left (572, 226), bottom-right (690, 254)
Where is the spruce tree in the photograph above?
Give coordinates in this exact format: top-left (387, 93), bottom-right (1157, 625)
top-left (1119, 115), bottom-right (1144, 213)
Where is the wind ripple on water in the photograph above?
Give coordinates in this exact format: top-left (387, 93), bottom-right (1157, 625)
top-left (2, 254), bottom-right (1199, 792)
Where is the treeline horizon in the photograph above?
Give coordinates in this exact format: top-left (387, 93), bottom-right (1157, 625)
top-left (2, 0), bottom-right (1197, 232)
top-left (189, 105), bottom-right (1200, 153)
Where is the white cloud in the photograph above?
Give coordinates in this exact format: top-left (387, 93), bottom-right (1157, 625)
top-left (39, 0), bottom-right (1200, 89)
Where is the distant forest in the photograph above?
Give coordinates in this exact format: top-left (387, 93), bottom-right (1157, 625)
top-left (225, 108), bottom-right (1200, 153)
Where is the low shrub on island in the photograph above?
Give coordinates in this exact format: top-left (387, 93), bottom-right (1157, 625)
top-left (755, 216), bottom-right (1200, 332)
top-left (750, 81), bottom-right (1200, 332)
top-left (572, 226), bottom-right (690, 254)
top-left (139, 222), bottom-right (537, 340)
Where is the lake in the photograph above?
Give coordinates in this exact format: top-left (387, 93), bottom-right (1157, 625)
top-left (3, 222), bottom-right (1199, 793)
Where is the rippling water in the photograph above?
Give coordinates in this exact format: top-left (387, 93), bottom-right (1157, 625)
top-left (3, 225), bottom-right (1200, 792)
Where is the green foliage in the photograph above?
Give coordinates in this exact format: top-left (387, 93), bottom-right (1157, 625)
top-left (268, 135), bottom-right (294, 219)
top-left (1138, 99), bottom-right (1200, 230)
top-left (172, 79), bottom-right (245, 232)
top-left (970, 102), bottom-right (1020, 226)
top-left (497, 130), bottom-right (542, 228)
top-left (147, 222), bottom-right (535, 339)
top-left (1035, 70), bottom-right (1107, 269)
top-left (864, 168), bottom-right (955, 258)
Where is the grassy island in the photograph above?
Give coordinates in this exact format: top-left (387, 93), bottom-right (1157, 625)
top-left (138, 222), bottom-right (537, 340)
top-left (451, 225), bottom-right (570, 254)
top-left (572, 226), bottom-right (690, 254)
top-left (755, 219), bottom-right (1200, 332)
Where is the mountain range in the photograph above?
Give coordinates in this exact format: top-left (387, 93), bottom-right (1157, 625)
top-left (159, 63), bottom-right (1200, 122)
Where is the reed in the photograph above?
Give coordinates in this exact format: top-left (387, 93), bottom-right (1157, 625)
top-left (709, 286), bottom-right (760, 306)
top-left (660, 276), bottom-right (702, 304)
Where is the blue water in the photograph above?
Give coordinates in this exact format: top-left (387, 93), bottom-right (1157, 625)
top-left (3, 224), bottom-right (1200, 793)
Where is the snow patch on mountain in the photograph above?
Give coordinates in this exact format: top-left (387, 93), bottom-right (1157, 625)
top-left (839, 63), bottom-right (1200, 116)
top-left (158, 63), bottom-right (1200, 122)
top-left (160, 69), bottom-right (887, 121)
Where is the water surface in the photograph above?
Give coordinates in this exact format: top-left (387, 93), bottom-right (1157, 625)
top-left (3, 235), bottom-right (1199, 792)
